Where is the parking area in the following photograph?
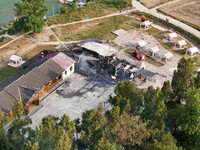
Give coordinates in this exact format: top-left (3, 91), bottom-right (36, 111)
top-left (30, 73), bottom-right (115, 129)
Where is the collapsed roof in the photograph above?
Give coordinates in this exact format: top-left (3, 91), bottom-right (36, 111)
top-left (79, 42), bottom-right (118, 57)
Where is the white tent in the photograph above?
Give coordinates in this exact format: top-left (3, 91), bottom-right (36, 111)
top-left (80, 42), bottom-right (117, 57)
top-left (137, 40), bottom-right (147, 47)
top-left (186, 47), bottom-right (199, 56)
top-left (140, 20), bottom-right (152, 28)
top-left (176, 40), bottom-right (187, 48)
top-left (167, 32), bottom-right (177, 40)
top-left (162, 52), bottom-right (173, 61)
top-left (149, 46), bottom-right (160, 56)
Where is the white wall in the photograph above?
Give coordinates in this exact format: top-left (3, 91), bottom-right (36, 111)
top-left (62, 63), bottom-right (75, 80)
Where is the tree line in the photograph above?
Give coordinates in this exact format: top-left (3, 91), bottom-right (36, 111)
top-left (0, 57), bottom-right (200, 149)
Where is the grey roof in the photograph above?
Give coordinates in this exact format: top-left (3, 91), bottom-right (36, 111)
top-left (19, 86), bottom-right (36, 104)
top-left (0, 91), bottom-right (15, 114)
top-left (0, 57), bottom-right (65, 114)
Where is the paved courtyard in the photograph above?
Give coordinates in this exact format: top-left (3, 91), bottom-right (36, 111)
top-left (30, 73), bottom-right (115, 129)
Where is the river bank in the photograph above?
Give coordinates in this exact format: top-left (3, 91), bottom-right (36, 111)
top-left (0, 0), bottom-right (61, 27)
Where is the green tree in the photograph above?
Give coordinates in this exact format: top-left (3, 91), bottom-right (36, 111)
top-left (60, 4), bottom-right (70, 14)
top-left (113, 80), bottom-right (143, 115)
top-left (194, 71), bottom-right (200, 88)
top-left (59, 114), bottom-right (75, 139)
top-left (14, 0), bottom-right (47, 33)
top-left (80, 108), bottom-right (107, 149)
top-left (37, 115), bottom-right (74, 150)
top-left (110, 113), bottom-right (149, 149)
top-left (161, 80), bottom-right (173, 105)
top-left (7, 117), bottom-right (33, 150)
top-left (171, 58), bottom-right (194, 103)
top-left (54, 126), bottom-right (72, 150)
top-left (96, 130), bottom-right (117, 150)
top-left (24, 141), bottom-right (39, 150)
top-left (178, 89), bottom-right (200, 149)
top-left (142, 86), bottom-right (167, 130)
top-left (0, 110), bottom-right (10, 150)
top-left (12, 99), bottom-right (24, 119)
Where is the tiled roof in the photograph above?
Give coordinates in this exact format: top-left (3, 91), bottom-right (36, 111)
top-left (0, 52), bottom-right (74, 114)
top-left (52, 52), bottom-right (75, 70)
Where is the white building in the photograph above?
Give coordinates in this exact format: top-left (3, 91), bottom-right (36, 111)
top-left (186, 47), bottom-right (199, 56)
top-left (166, 32), bottom-right (177, 41)
top-left (8, 55), bottom-right (25, 67)
top-left (136, 40), bottom-right (147, 49)
top-left (149, 46), bottom-right (160, 56)
top-left (176, 40), bottom-right (187, 48)
top-left (140, 20), bottom-right (152, 29)
top-left (52, 52), bottom-right (75, 79)
top-left (161, 52), bottom-right (173, 61)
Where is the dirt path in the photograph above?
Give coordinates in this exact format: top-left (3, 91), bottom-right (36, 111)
top-left (45, 9), bottom-right (136, 29)
top-left (152, 0), bottom-right (181, 10)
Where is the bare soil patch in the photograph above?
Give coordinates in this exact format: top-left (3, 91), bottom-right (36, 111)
top-left (141, 0), bottom-right (170, 8)
top-left (159, 0), bottom-right (200, 29)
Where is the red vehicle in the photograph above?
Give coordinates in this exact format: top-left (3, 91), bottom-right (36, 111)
top-left (132, 51), bottom-right (145, 61)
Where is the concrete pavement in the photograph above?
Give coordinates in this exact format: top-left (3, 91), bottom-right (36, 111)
top-left (132, 0), bottom-right (200, 39)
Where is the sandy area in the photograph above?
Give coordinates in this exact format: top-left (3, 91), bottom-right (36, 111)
top-left (141, 0), bottom-right (170, 8)
top-left (159, 0), bottom-right (200, 28)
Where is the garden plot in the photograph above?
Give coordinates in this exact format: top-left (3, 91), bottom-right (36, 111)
top-left (159, 0), bottom-right (200, 29)
top-left (140, 0), bottom-right (170, 8)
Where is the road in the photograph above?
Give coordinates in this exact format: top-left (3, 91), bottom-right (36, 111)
top-left (132, 0), bottom-right (200, 39)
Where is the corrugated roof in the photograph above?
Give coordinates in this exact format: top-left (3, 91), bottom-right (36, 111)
top-left (80, 42), bottom-right (118, 57)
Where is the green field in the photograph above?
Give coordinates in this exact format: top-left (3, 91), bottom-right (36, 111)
top-left (0, 66), bottom-right (22, 83)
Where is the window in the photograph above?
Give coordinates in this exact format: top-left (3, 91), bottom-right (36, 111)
top-left (65, 70), bottom-right (67, 75)
top-left (70, 66), bottom-right (73, 71)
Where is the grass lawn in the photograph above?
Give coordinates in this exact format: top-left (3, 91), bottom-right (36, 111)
top-left (0, 66), bottom-right (22, 83)
top-left (0, 37), bottom-right (13, 47)
top-left (145, 56), bottom-right (164, 67)
top-left (47, 2), bottom-right (118, 25)
top-left (55, 15), bottom-right (138, 41)
top-left (23, 45), bottom-right (55, 59)
top-left (146, 27), bottom-right (191, 56)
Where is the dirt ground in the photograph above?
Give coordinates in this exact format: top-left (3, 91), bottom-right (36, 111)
top-left (0, 28), bottom-right (54, 63)
top-left (141, 0), bottom-right (170, 8)
top-left (159, 0), bottom-right (200, 28)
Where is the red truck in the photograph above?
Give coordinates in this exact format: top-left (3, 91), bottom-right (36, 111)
top-left (132, 51), bottom-right (145, 61)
